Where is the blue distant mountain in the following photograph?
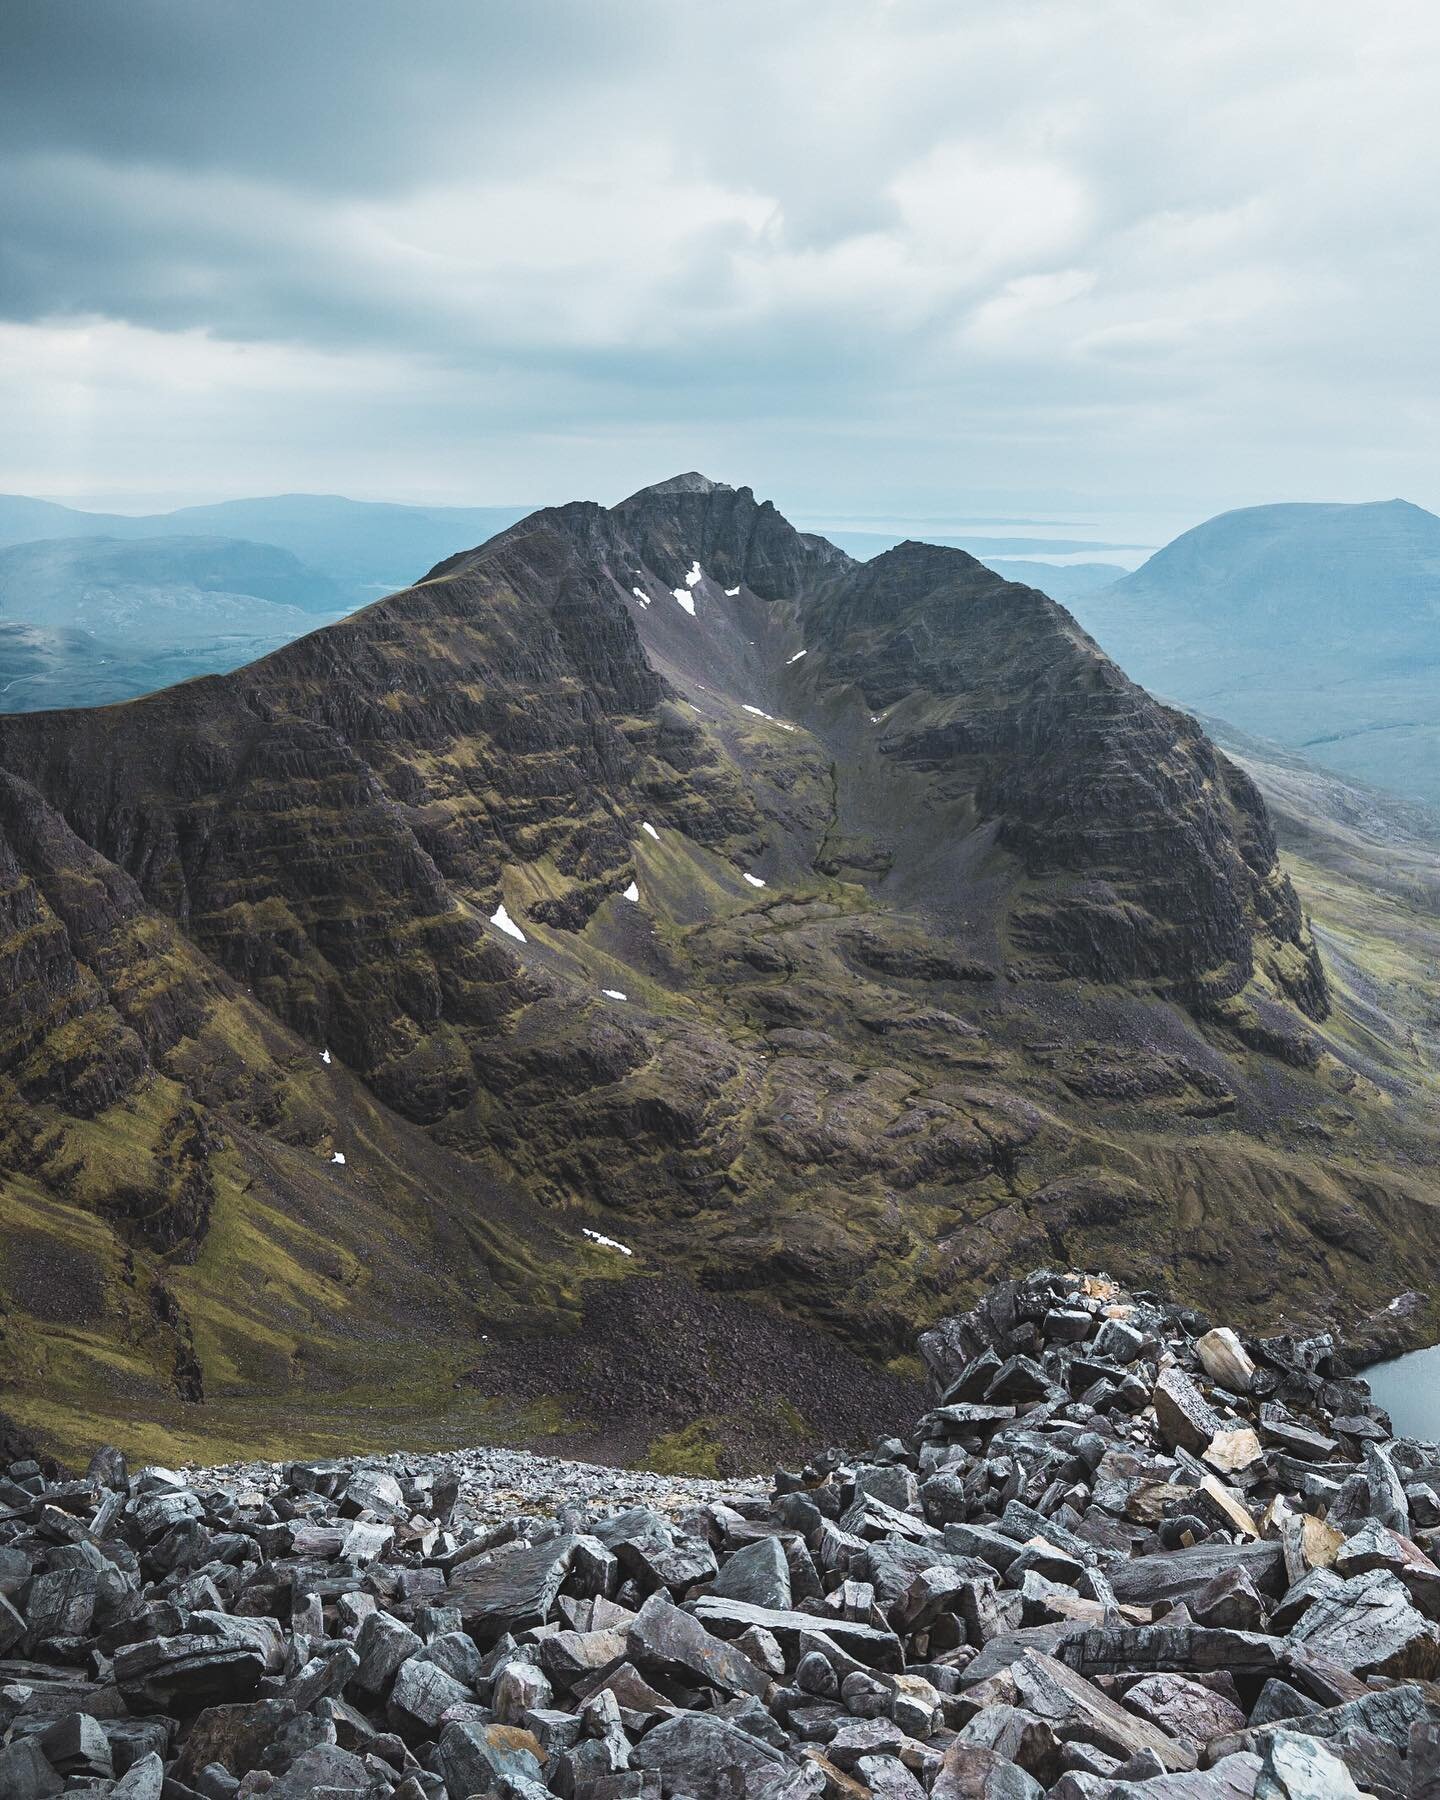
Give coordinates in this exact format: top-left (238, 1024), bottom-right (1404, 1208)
top-left (0, 492), bottom-right (532, 604)
top-left (0, 534), bottom-right (353, 712)
top-left (0, 492), bottom-right (533, 710)
top-left (1069, 499), bottom-right (1440, 808)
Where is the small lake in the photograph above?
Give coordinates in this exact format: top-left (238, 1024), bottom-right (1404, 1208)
top-left (1363, 1343), bottom-right (1440, 1443)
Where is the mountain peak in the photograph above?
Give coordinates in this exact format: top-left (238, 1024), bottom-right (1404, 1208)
top-left (619, 471), bottom-right (734, 504)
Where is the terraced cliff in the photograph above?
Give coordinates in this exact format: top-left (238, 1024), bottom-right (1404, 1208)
top-left (0, 475), bottom-right (1435, 1469)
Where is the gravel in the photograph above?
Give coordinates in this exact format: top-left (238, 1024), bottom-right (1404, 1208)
top-left (184, 1443), bottom-right (766, 1533)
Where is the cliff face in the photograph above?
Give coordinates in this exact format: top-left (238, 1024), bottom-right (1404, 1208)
top-left (0, 475), bottom-right (1432, 1467)
top-left (794, 539), bottom-right (1327, 1013)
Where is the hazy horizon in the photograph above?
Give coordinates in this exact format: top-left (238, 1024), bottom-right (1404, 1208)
top-left (3, 478), bottom-right (1199, 566)
top-left (14, 478), bottom-right (1432, 578)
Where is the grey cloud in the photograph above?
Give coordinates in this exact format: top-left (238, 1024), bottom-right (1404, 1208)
top-left (0, 0), bottom-right (642, 189)
top-left (1, 0), bottom-right (1438, 517)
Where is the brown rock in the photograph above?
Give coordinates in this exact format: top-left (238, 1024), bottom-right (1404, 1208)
top-left (1193, 1328), bottom-right (1257, 1394)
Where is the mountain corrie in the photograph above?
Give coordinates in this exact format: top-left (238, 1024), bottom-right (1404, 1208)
top-left (0, 474), bottom-right (1434, 1470)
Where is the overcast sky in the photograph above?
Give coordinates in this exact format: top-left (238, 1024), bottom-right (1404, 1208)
top-left (2, 0), bottom-right (1438, 529)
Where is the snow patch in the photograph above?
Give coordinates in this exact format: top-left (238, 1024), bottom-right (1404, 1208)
top-left (685, 560), bottom-right (703, 587)
top-left (641, 821), bottom-right (660, 841)
top-left (321, 1049), bottom-right (331, 1065)
top-left (787, 649), bottom-right (807, 664)
top-left (582, 1227), bottom-right (633, 1256)
top-left (672, 588), bottom-right (696, 615)
top-left (742, 702), bottom-right (795, 732)
top-left (630, 586), bottom-right (651, 607)
top-left (490, 903), bottom-right (527, 943)
top-left (724, 585), bottom-right (740, 597)
top-left (623, 881), bottom-right (639, 902)
top-left (330, 1151), bottom-right (346, 1166)
top-left (601, 988), bottom-right (628, 1001)
top-left (743, 873), bottom-right (767, 888)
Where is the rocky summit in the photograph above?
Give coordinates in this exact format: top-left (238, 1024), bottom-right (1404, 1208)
top-left (0, 474), bottom-right (1436, 1467)
top-left (4, 1269), bottom-right (1440, 1797)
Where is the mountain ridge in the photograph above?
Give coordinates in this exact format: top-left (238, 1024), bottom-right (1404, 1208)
top-left (0, 474), bottom-right (1434, 1468)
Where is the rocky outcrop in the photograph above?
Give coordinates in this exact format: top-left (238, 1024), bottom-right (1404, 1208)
top-left (4, 1270), bottom-right (1439, 1797)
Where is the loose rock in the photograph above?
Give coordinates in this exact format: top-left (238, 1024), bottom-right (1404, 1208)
top-left (2, 1267), bottom-right (1437, 1797)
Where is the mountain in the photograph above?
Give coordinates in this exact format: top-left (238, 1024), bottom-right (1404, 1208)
top-left (0, 534), bottom-right (346, 626)
top-left (0, 535), bottom-right (350, 712)
top-left (822, 532), bottom-right (1127, 601)
top-left (1070, 499), bottom-right (1440, 807)
top-left (0, 492), bottom-right (532, 604)
top-left (0, 474), bottom-right (1435, 1469)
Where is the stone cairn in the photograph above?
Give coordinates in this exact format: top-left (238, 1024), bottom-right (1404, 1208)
top-left (3, 1269), bottom-right (1439, 1799)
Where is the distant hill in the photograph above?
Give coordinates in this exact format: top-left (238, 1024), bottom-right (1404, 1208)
top-left (1198, 715), bottom-right (1440, 1100)
top-left (0, 492), bottom-right (532, 603)
top-left (1070, 498), bottom-right (1440, 807)
top-left (0, 535), bottom-right (354, 712)
top-left (0, 534), bottom-right (346, 624)
top-left (0, 617), bottom-right (270, 714)
top-left (820, 525), bottom-right (1149, 564)
top-left (0, 493), bottom-right (534, 711)
top-left (810, 530), bottom-right (1136, 601)
top-left (972, 558), bottom-right (1127, 602)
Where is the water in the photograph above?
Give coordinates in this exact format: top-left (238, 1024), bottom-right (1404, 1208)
top-left (1363, 1343), bottom-right (1440, 1443)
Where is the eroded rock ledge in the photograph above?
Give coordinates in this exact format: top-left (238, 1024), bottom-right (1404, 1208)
top-left (2, 1269), bottom-right (1437, 1797)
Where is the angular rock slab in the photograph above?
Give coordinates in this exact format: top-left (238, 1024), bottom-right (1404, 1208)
top-left (446, 1532), bottom-right (580, 1642)
top-left (688, 1594), bottom-right (905, 1670)
top-left (1153, 1368), bottom-right (1222, 1456)
top-left (710, 1533), bottom-right (793, 1609)
top-left (626, 1592), bottom-right (769, 1699)
top-left (112, 1632), bottom-right (272, 1713)
top-left (1194, 1327), bottom-right (1257, 1394)
top-left (1285, 1568), bottom-right (1440, 1679)
top-left (633, 1712), bottom-right (790, 1799)
top-left (1010, 1649), bottom-right (1198, 1773)
top-left (1254, 1728), bottom-right (1365, 1799)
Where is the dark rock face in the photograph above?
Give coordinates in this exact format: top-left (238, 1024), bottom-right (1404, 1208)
top-left (800, 541), bottom-right (1326, 1012)
top-left (1, 1268), bottom-right (1437, 1797)
top-left (0, 484), bottom-right (1321, 1060)
top-left (0, 473), bottom-right (1432, 1467)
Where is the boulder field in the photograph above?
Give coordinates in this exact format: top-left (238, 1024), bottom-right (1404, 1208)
top-left (4, 1267), bottom-right (1440, 1795)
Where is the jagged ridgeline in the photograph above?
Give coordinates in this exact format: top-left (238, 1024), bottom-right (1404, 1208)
top-left (0, 476), bottom-right (1435, 1465)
